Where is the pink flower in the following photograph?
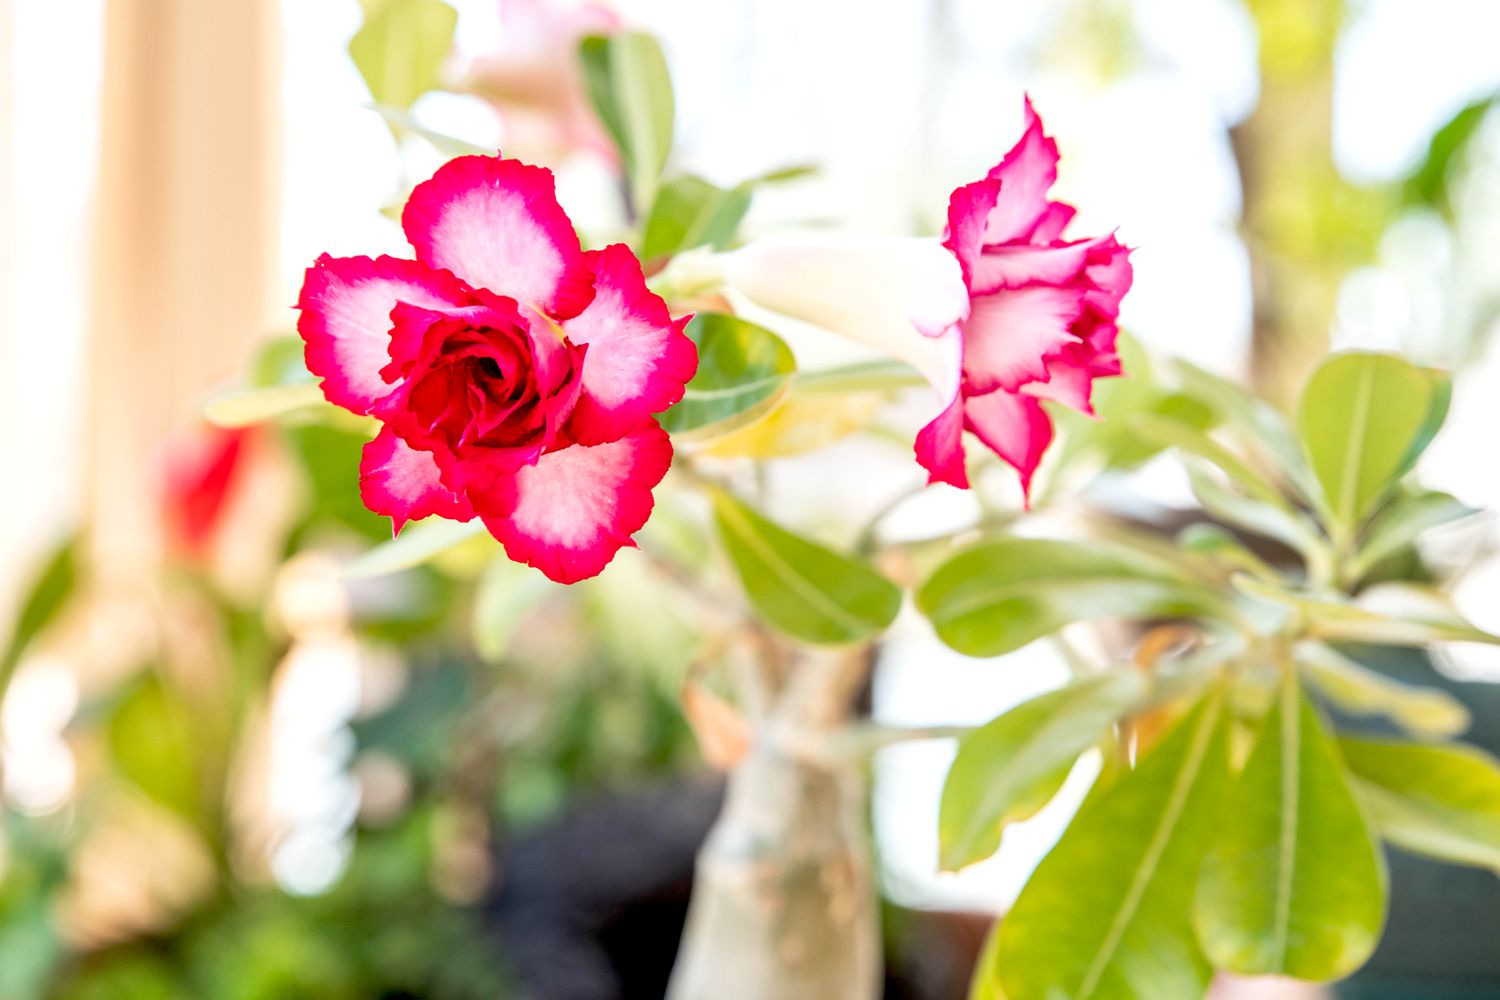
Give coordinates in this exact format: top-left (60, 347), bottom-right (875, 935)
top-left (162, 425), bottom-right (253, 558)
top-left (296, 155), bottom-right (696, 583)
top-left (917, 98), bottom-right (1132, 498)
top-left (464, 0), bottom-right (621, 166)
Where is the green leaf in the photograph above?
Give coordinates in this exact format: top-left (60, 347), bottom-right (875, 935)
top-left (988, 689), bottom-right (1230, 1000)
top-left (917, 538), bottom-right (1219, 658)
top-left (1185, 460), bottom-right (1325, 560)
top-left (940, 672), bottom-right (1147, 871)
top-left (344, 519), bottom-right (486, 579)
top-left (1404, 93), bottom-right (1500, 215)
top-left (108, 673), bottom-right (204, 824)
top-left (640, 175), bottom-right (751, 261)
top-left (579, 31), bottom-right (674, 210)
top-left (369, 103), bottom-right (492, 157)
top-left (348, 0), bottom-right (458, 111)
top-left (1352, 489), bottom-right (1478, 579)
top-left (1296, 352), bottom-right (1450, 529)
top-left (203, 382), bottom-right (328, 427)
top-left (712, 492), bottom-right (901, 645)
top-left (1303, 582), bottom-right (1500, 647)
top-left (1132, 415), bottom-right (1287, 508)
top-left (1194, 674), bottom-right (1386, 981)
top-left (658, 313), bottom-right (795, 439)
top-left (1177, 524), bottom-right (1280, 582)
top-left (2, 537), bottom-right (77, 691)
top-left (472, 557), bottom-right (554, 664)
top-left (1295, 641), bottom-right (1469, 740)
top-left (1341, 737), bottom-right (1500, 870)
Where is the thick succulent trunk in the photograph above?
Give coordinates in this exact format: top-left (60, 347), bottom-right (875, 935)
top-left (667, 650), bottom-right (880, 1000)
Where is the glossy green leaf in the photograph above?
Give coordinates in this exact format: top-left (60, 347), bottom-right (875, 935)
top-left (348, 0), bottom-right (458, 110)
top-left (344, 519), bottom-right (485, 580)
top-left (579, 31), bottom-right (674, 209)
top-left (1296, 352), bottom-right (1450, 528)
top-left (1341, 737), bottom-right (1500, 870)
top-left (940, 672), bottom-right (1147, 871)
top-left (712, 492), bottom-right (901, 645)
top-left (203, 382), bottom-right (327, 428)
top-left (988, 690), bottom-right (1230, 1000)
top-left (1296, 641), bottom-right (1469, 740)
top-left (640, 175), bottom-right (751, 261)
top-left (917, 538), bottom-right (1218, 658)
top-left (1194, 675), bottom-right (1386, 980)
top-left (1351, 489), bottom-right (1478, 579)
top-left (1404, 93), bottom-right (1500, 215)
top-left (658, 313), bottom-right (795, 439)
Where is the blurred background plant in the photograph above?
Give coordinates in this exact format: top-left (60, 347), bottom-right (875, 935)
top-left (6, 1), bottom-right (1500, 998)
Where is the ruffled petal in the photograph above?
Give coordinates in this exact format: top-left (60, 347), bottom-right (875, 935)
top-left (967, 235), bottom-right (1105, 296)
top-left (963, 389), bottom-right (1054, 501)
top-left (1025, 202), bottom-right (1076, 243)
top-left (297, 254), bottom-right (472, 414)
top-left (359, 425), bottom-right (475, 534)
top-left (401, 155), bottom-right (593, 318)
top-left (563, 243), bottom-right (698, 443)
top-left (475, 422), bottom-right (673, 583)
top-left (1021, 357), bottom-right (1094, 413)
top-left (942, 177), bottom-right (1003, 289)
top-left (982, 97), bottom-right (1061, 245)
top-left (961, 285), bottom-right (1084, 394)
top-left (916, 394), bottom-right (969, 489)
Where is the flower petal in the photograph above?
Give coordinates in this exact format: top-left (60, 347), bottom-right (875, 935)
top-left (916, 395), bottom-right (969, 490)
top-left (563, 243), bottom-right (698, 442)
top-left (961, 285), bottom-right (1084, 394)
top-left (297, 255), bottom-right (472, 413)
top-left (943, 177), bottom-right (1003, 289)
top-left (967, 235), bottom-right (1105, 296)
top-left (1025, 202), bottom-right (1076, 243)
top-left (359, 425), bottom-right (475, 534)
top-left (982, 97), bottom-right (1062, 245)
top-left (963, 389), bottom-right (1054, 500)
top-left (401, 155), bottom-right (593, 318)
top-left (475, 422), bottom-right (673, 583)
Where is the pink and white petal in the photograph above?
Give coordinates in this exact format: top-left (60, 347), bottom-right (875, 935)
top-left (982, 97), bottom-right (1062, 245)
top-left (967, 235), bottom-right (1106, 296)
top-left (961, 285), bottom-right (1085, 394)
top-left (402, 155), bottom-right (593, 318)
top-left (1083, 237), bottom-right (1134, 316)
top-left (963, 389), bottom-right (1054, 502)
top-left (916, 395), bottom-right (969, 490)
top-left (1024, 202), bottom-right (1075, 243)
top-left (359, 426), bottom-right (475, 534)
top-left (476, 423), bottom-right (673, 583)
top-left (942, 177), bottom-right (1003, 288)
top-left (563, 243), bottom-right (698, 442)
top-left (1021, 357), bottom-right (1095, 414)
top-left (297, 255), bottom-right (472, 413)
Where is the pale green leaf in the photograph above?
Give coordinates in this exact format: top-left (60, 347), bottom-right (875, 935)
top-left (1132, 414), bottom-right (1286, 508)
top-left (348, 0), bottom-right (457, 110)
top-left (712, 492), bottom-right (901, 645)
top-left (940, 672), bottom-right (1147, 871)
top-left (917, 538), bottom-right (1220, 658)
top-left (1342, 737), bottom-right (1500, 870)
top-left (344, 519), bottom-right (485, 580)
top-left (988, 690), bottom-right (1230, 1000)
top-left (1194, 674), bottom-right (1387, 980)
top-left (203, 382), bottom-right (328, 427)
top-left (579, 31), bottom-right (674, 209)
top-left (658, 313), bottom-right (795, 439)
top-left (1185, 461), bottom-right (1325, 560)
top-left (1351, 489), bottom-right (1478, 579)
top-left (1296, 352), bottom-right (1450, 528)
top-left (640, 175), bottom-right (751, 261)
top-left (1295, 641), bottom-right (1469, 740)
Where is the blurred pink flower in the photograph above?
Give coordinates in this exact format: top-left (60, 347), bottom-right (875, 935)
top-left (917, 98), bottom-right (1132, 498)
top-left (161, 425), bottom-right (253, 557)
top-left (465, 0), bottom-right (621, 166)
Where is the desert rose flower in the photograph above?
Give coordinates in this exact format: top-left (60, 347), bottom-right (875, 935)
top-left (688, 99), bottom-right (1129, 500)
top-left (296, 154), bottom-right (696, 583)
